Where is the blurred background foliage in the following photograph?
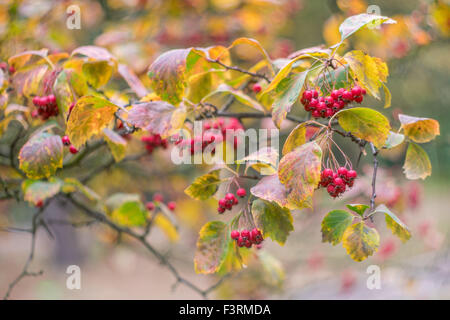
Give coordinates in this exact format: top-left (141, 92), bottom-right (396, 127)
top-left (0, 0), bottom-right (449, 299)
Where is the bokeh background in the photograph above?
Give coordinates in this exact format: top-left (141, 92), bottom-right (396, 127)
top-left (0, 0), bottom-right (449, 299)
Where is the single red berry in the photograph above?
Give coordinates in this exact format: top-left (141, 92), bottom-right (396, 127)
top-left (245, 240), bottom-right (252, 248)
top-left (327, 184), bottom-right (335, 194)
top-left (218, 206), bottom-right (225, 214)
top-left (8, 65), bottom-right (15, 74)
top-left (231, 230), bottom-right (240, 240)
top-left (300, 98), bottom-right (308, 106)
top-left (41, 96), bottom-right (50, 106)
top-left (146, 202), bottom-right (155, 211)
top-left (342, 90), bottom-right (353, 101)
top-left (232, 197), bottom-right (238, 205)
top-left (309, 98), bottom-right (318, 108)
top-left (167, 201), bottom-right (176, 211)
top-left (240, 229), bottom-right (250, 239)
top-left (337, 167), bottom-right (348, 178)
top-left (322, 168), bottom-right (333, 179)
top-left (48, 94), bottom-right (56, 104)
top-left (351, 86), bottom-right (362, 97)
top-left (347, 170), bottom-right (357, 180)
top-left (332, 102), bottom-right (340, 111)
top-left (311, 110), bottom-right (321, 118)
top-left (252, 83), bottom-right (262, 93)
top-left (325, 96), bottom-right (334, 105)
top-left (35, 199), bottom-right (43, 208)
top-left (331, 90), bottom-right (340, 100)
top-left (337, 100), bottom-right (346, 109)
top-left (304, 90), bottom-right (312, 101)
top-left (218, 198), bottom-right (227, 208)
top-left (312, 89), bottom-right (319, 98)
top-left (62, 135), bottom-right (70, 146)
top-left (153, 193), bottom-right (164, 202)
top-left (237, 237), bottom-right (245, 247)
top-left (334, 177), bottom-right (344, 186)
top-left (361, 88), bottom-right (367, 95)
top-left (225, 193), bottom-right (235, 201)
top-left (32, 96), bottom-right (39, 106)
top-left (236, 188), bottom-right (246, 198)
top-left (325, 108), bottom-right (334, 118)
top-left (69, 145), bottom-right (78, 154)
top-left (225, 202), bottom-right (233, 210)
top-left (354, 95), bottom-right (363, 103)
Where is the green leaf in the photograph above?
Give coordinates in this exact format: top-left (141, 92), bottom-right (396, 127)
top-left (22, 178), bottom-right (63, 206)
top-left (337, 107), bottom-right (390, 148)
top-left (103, 128), bottom-right (127, 162)
top-left (147, 48), bottom-right (191, 105)
top-left (250, 174), bottom-right (292, 209)
top-left (272, 71), bottom-right (308, 128)
top-left (373, 204), bottom-right (411, 243)
top-left (403, 143), bottom-right (431, 180)
top-left (398, 114), bottom-right (440, 143)
top-left (184, 169), bottom-right (221, 200)
top-left (236, 147), bottom-right (278, 175)
top-left (278, 141), bottom-right (322, 209)
top-left (66, 95), bottom-right (117, 148)
top-left (342, 222), bottom-right (380, 262)
top-left (194, 221), bottom-right (230, 274)
top-left (339, 13), bottom-right (396, 42)
top-left (384, 131), bottom-right (405, 149)
top-left (105, 193), bottom-right (147, 227)
top-left (19, 132), bottom-right (63, 179)
top-left (321, 210), bottom-right (354, 245)
top-left (346, 204), bottom-right (369, 217)
top-left (251, 199), bottom-right (294, 245)
top-left (127, 101), bottom-right (186, 139)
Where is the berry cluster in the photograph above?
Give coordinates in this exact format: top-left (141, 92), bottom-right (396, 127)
top-left (319, 167), bottom-right (357, 198)
top-left (32, 94), bottom-right (59, 120)
top-left (231, 228), bottom-right (263, 248)
top-left (217, 192), bottom-right (239, 214)
top-left (146, 193), bottom-right (176, 211)
top-left (61, 135), bottom-right (78, 154)
top-left (301, 86), bottom-right (366, 119)
top-left (175, 118), bottom-right (243, 155)
top-left (141, 133), bottom-right (168, 154)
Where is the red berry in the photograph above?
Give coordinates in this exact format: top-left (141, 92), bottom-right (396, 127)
top-left (354, 95), bottom-right (363, 103)
top-left (32, 96), bottom-right (39, 106)
top-left (322, 168), bottom-right (333, 179)
top-left (69, 145), bottom-right (78, 154)
top-left (337, 167), bottom-right (348, 177)
top-left (351, 86), bottom-right (362, 97)
top-left (167, 201), bottom-right (176, 211)
top-left (41, 96), bottom-right (50, 106)
top-left (361, 88), bottom-right (367, 95)
top-left (309, 98), bottom-right (318, 108)
top-left (31, 110), bottom-right (39, 118)
top-left (325, 96), bottom-right (334, 105)
top-left (146, 202), bottom-right (155, 211)
top-left (245, 240), bottom-right (252, 248)
top-left (342, 90), bottom-right (353, 101)
top-left (218, 198), bottom-right (227, 208)
top-left (62, 135), bottom-right (70, 146)
top-left (331, 90), bottom-right (340, 100)
top-left (325, 108), bottom-right (334, 118)
top-left (35, 199), bottom-right (43, 208)
top-left (8, 65), bottom-right (15, 74)
top-left (237, 237), bottom-right (245, 247)
top-left (252, 83), bottom-right (262, 93)
top-left (218, 206), bottom-right (225, 214)
top-left (48, 94), bottom-right (56, 104)
top-left (337, 100), bottom-right (346, 109)
top-left (334, 177), bottom-right (344, 186)
top-left (327, 184), bottom-right (335, 194)
top-left (312, 90), bottom-right (319, 98)
top-left (232, 197), bottom-right (238, 205)
top-left (231, 230), bottom-right (240, 240)
top-left (346, 170), bottom-right (357, 180)
top-left (225, 193), bottom-right (235, 201)
top-left (236, 188), bottom-right (246, 198)
top-left (241, 229), bottom-right (250, 239)
top-left (304, 90), bottom-right (312, 101)
top-left (153, 193), bottom-right (164, 202)
top-left (312, 110), bottom-right (321, 118)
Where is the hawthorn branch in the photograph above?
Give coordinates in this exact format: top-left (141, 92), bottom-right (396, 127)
top-left (206, 58), bottom-right (271, 83)
top-left (66, 194), bottom-right (226, 299)
top-left (369, 142), bottom-right (379, 213)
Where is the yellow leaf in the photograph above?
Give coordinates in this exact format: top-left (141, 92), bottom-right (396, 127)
top-left (342, 222), bottom-right (379, 262)
top-left (66, 95), bottom-right (117, 148)
top-left (403, 143), bottom-right (431, 180)
top-left (398, 114), bottom-right (440, 143)
top-left (153, 214), bottom-right (179, 242)
top-left (103, 128), bottom-right (127, 162)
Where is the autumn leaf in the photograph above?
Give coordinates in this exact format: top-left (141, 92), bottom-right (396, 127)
top-left (321, 210), bottom-right (354, 245)
top-left (105, 193), bottom-right (147, 227)
top-left (337, 107), bottom-right (390, 148)
top-left (82, 60), bottom-right (115, 89)
top-left (250, 174), bottom-right (292, 209)
top-left (346, 204), bottom-right (369, 217)
top-left (194, 221), bottom-right (230, 274)
top-left (398, 114), bottom-right (440, 143)
top-left (66, 95), bottom-right (117, 148)
top-left (344, 50), bottom-right (388, 99)
top-left (272, 71), bottom-right (308, 128)
top-left (185, 169), bottom-right (222, 200)
top-left (338, 13), bottom-right (396, 42)
top-left (373, 204), bottom-right (411, 243)
top-left (403, 143), bottom-right (431, 180)
top-left (251, 199), bottom-right (294, 245)
top-left (103, 128), bottom-right (127, 162)
top-left (147, 48), bottom-right (191, 105)
top-left (278, 141), bottom-right (322, 209)
top-left (22, 178), bottom-right (63, 206)
top-left (53, 69), bottom-right (89, 117)
top-left (127, 101), bottom-right (186, 138)
top-left (236, 147), bottom-right (279, 175)
top-left (19, 131), bottom-right (63, 179)
top-left (342, 222), bottom-right (380, 262)
top-left (384, 131), bottom-right (405, 149)
top-left (381, 82), bottom-right (391, 108)
top-left (152, 213), bottom-right (179, 242)
top-left (282, 121), bottom-right (314, 156)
